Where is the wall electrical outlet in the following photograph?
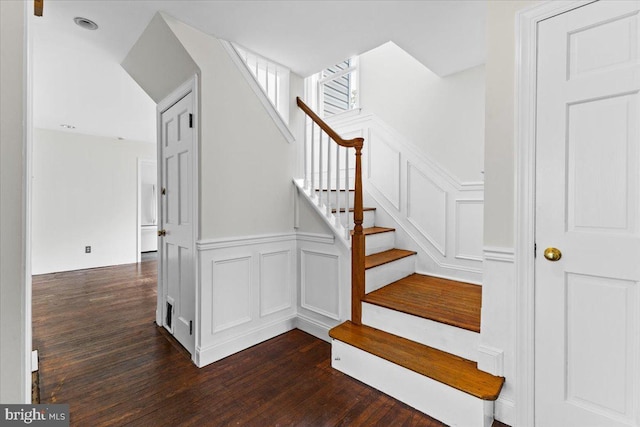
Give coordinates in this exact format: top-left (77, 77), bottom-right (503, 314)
top-left (85, 246), bottom-right (91, 253)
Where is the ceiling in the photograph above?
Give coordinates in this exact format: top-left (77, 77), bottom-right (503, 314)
top-left (32, 0), bottom-right (486, 143)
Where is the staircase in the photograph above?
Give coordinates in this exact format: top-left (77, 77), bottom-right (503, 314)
top-left (295, 98), bottom-right (504, 427)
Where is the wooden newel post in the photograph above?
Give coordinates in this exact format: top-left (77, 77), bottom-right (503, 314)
top-left (351, 143), bottom-right (365, 325)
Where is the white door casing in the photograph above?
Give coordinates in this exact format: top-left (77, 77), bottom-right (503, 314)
top-left (535, 2), bottom-right (640, 426)
top-left (159, 85), bottom-right (196, 356)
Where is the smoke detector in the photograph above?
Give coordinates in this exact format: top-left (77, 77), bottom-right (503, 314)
top-left (74, 17), bottom-right (98, 31)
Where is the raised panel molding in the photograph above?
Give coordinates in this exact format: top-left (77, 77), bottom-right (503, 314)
top-left (455, 200), bottom-right (484, 261)
top-left (259, 250), bottom-right (292, 317)
top-left (211, 256), bottom-right (252, 333)
top-left (300, 249), bottom-right (341, 320)
top-left (407, 162), bottom-right (447, 256)
top-left (368, 129), bottom-right (401, 209)
top-left (197, 233), bottom-right (297, 367)
top-left (326, 110), bottom-right (484, 284)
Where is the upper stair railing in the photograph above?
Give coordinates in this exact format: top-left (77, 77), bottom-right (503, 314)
top-left (296, 97), bottom-right (365, 325)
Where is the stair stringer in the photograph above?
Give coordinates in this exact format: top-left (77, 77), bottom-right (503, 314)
top-left (326, 110), bottom-right (484, 285)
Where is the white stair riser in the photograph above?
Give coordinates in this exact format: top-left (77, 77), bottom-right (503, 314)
top-left (365, 255), bottom-right (415, 293)
top-left (365, 231), bottom-right (395, 256)
top-left (314, 191), bottom-right (354, 209)
top-left (362, 302), bottom-right (480, 362)
top-left (332, 340), bottom-right (495, 427)
top-left (345, 210), bottom-right (375, 229)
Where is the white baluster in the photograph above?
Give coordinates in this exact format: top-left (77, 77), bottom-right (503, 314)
top-left (319, 130), bottom-right (323, 207)
top-left (344, 146), bottom-right (350, 240)
top-left (335, 143), bottom-right (341, 226)
top-left (304, 117), bottom-right (309, 190)
top-left (310, 122), bottom-right (315, 199)
top-left (326, 136), bottom-right (332, 215)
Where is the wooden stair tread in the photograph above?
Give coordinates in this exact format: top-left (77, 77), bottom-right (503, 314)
top-left (329, 321), bottom-right (504, 400)
top-left (357, 226), bottom-right (396, 236)
top-left (365, 249), bottom-right (416, 270)
top-left (331, 207), bottom-right (376, 213)
top-left (316, 189), bottom-right (355, 192)
top-left (363, 273), bottom-right (481, 332)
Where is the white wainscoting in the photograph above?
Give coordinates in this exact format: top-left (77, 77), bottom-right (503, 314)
top-left (295, 232), bottom-right (350, 342)
top-left (196, 233), bottom-right (297, 367)
top-left (327, 110), bottom-right (484, 284)
top-left (480, 246), bottom-right (516, 426)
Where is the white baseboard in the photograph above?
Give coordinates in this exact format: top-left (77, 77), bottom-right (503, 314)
top-left (478, 344), bottom-right (504, 376)
top-left (495, 396), bottom-right (515, 426)
top-left (295, 313), bottom-right (335, 343)
top-left (195, 316), bottom-right (296, 367)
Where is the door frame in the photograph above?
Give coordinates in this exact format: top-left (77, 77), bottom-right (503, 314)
top-left (514, 1), bottom-right (597, 426)
top-left (136, 158), bottom-right (157, 263)
top-left (155, 76), bottom-right (200, 351)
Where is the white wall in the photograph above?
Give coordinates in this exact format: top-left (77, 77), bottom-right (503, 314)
top-left (162, 13), bottom-right (297, 239)
top-left (31, 129), bottom-right (155, 275)
top-left (484, 0), bottom-right (540, 248)
top-left (359, 41), bottom-right (485, 183)
top-left (0, 0), bottom-right (28, 403)
top-left (479, 2), bottom-right (542, 424)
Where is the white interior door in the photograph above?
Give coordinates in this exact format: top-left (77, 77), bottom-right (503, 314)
top-left (536, 1), bottom-right (640, 426)
top-left (160, 91), bottom-right (195, 355)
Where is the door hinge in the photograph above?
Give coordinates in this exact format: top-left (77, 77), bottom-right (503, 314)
top-left (189, 113), bottom-right (193, 128)
top-left (189, 320), bottom-right (193, 335)
top-left (534, 243), bottom-right (537, 258)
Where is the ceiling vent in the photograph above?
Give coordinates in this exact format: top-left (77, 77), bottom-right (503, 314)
top-left (73, 17), bottom-right (98, 31)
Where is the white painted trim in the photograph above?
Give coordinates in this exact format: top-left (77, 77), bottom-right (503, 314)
top-left (31, 350), bottom-right (38, 373)
top-left (495, 397), bottom-right (516, 427)
top-left (195, 316), bottom-right (296, 367)
top-left (413, 269), bottom-right (483, 286)
top-left (23, 2), bottom-right (34, 402)
top-left (156, 77), bottom-right (200, 361)
top-left (295, 313), bottom-right (333, 343)
top-left (477, 344), bottom-right (504, 377)
top-left (221, 40), bottom-right (295, 144)
top-left (326, 110), bottom-right (484, 191)
top-left (295, 232), bottom-right (335, 245)
top-left (197, 233), bottom-right (298, 251)
top-left (136, 158), bottom-right (157, 263)
top-left (515, 2), bottom-right (596, 426)
top-left (455, 199), bottom-right (484, 262)
top-left (300, 249), bottom-right (341, 320)
top-left (483, 246), bottom-right (515, 263)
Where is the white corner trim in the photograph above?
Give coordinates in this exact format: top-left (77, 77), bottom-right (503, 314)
top-left (295, 313), bottom-right (334, 343)
top-left (514, 2), bottom-right (595, 426)
top-left (477, 344), bottom-right (504, 377)
top-left (196, 233), bottom-right (297, 251)
top-left (483, 247), bottom-right (515, 263)
top-left (220, 40), bottom-right (295, 144)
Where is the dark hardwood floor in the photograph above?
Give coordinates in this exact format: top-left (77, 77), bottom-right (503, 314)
top-left (33, 260), bottom-right (511, 427)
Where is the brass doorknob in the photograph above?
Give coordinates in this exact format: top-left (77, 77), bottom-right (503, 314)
top-left (157, 229), bottom-right (166, 237)
top-left (543, 247), bottom-right (562, 261)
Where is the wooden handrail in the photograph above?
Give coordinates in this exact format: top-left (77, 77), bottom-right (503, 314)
top-left (296, 97), bottom-right (364, 149)
top-left (297, 97), bottom-right (365, 325)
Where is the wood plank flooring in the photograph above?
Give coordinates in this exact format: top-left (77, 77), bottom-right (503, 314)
top-left (32, 260), bottom-right (448, 426)
top-left (363, 273), bottom-right (482, 332)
